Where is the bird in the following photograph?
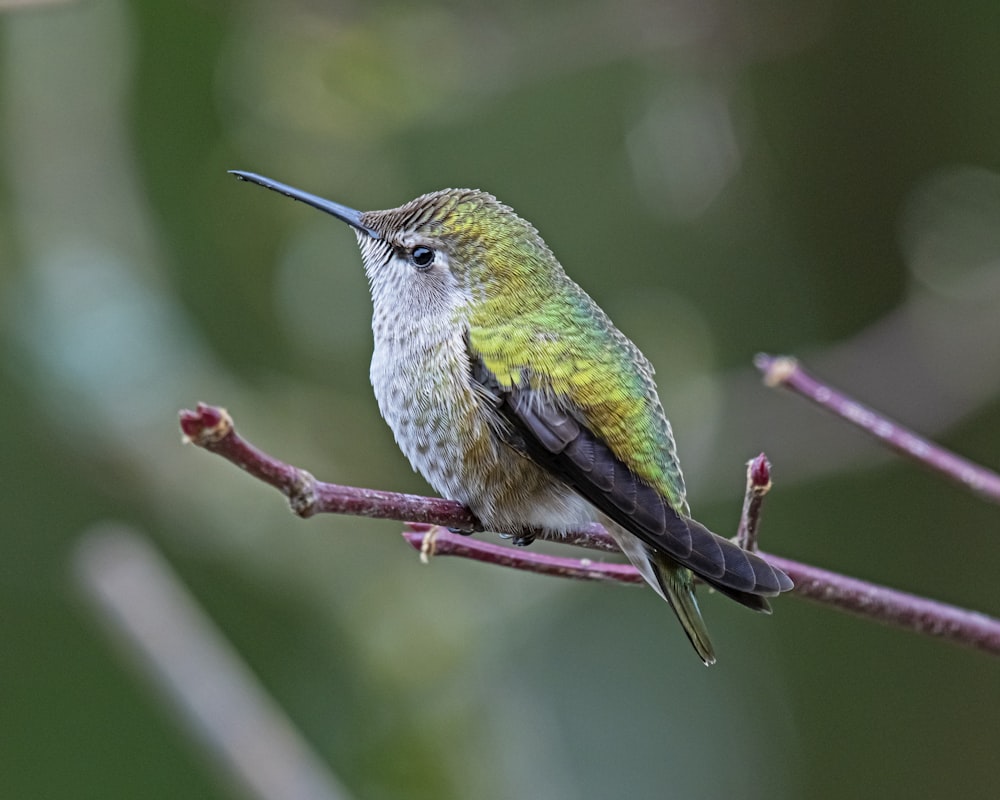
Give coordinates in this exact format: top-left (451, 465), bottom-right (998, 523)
top-left (231, 170), bottom-right (793, 664)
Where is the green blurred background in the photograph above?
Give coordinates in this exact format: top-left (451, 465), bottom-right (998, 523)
top-left (2, 1), bottom-right (999, 797)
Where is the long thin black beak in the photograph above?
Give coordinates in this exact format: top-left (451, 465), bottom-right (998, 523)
top-left (229, 170), bottom-right (381, 240)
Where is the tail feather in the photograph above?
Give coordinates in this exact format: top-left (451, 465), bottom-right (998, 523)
top-left (703, 579), bottom-right (773, 614)
top-left (655, 559), bottom-right (716, 666)
top-left (605, 520), bottom-right (716, 665)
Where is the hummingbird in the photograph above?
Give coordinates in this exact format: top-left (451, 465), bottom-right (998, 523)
top-left (231, 170), bottom-right (793, 664)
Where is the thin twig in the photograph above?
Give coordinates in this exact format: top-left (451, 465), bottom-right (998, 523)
top-left (179, 402), bottom-right (1000, 657)
top-left (179, 404), bottom-right (480, 529)
top-left (735, 454), bottom-right (771, 552)
top-left (755, 353), bottom-right (1000, 504)
top-left (402, 523), bottom-right (640, 583)
top-left (397, 528), bottom-right (1000, 657)
top-left (179, 403), bottom-right (618, 550)
top-left (759, 552), bottom-right (1000, 656)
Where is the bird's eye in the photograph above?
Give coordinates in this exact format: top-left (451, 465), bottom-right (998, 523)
top-left (409, 246), bottom-right (435, 270)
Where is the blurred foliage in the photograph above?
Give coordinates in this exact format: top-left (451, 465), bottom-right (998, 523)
top-left (2, 0), bottom-right (999, 798)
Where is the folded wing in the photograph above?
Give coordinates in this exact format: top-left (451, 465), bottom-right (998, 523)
top-left (471, 356), bottom-right (793, 608)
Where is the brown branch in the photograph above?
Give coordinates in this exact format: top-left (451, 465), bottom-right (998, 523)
top-left (401, 523), bottom-right (640, 583)
top-left (759, 552), bottom-right (1000, 656)
top-left (179, 404), bottom-right (481, 529)
top-left (755, 353), bottom-right (1000, 504)
top-left (180, 402), bottom-right (1000, 657)
top-left (395, 528), bottom-right (1000, 656)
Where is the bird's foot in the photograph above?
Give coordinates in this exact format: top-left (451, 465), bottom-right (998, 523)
top-left (497, 528), bottom-right (536, 546)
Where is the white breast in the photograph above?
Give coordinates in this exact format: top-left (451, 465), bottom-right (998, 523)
top-left (368, 316), bottom-right (594, 535)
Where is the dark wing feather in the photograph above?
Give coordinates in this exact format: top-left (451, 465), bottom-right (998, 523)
top-left (471, 357), bottom-right (792, 602)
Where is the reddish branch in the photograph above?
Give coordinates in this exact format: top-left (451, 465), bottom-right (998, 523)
top-left (397, 530), bottom-right (1000, 656)
top-left (755, 353), bottom-right (1000, 504)
top-left (735, 455), bottom-right (771, 553)
top-left (180, 390), bottom-right (1000, 658)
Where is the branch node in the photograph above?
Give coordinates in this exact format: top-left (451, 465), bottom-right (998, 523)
top-left (755, 353), bottom-right (798, 387)
top-left (179, 403), bottom-right (233, 446)
top-left (749, 452), bottom-right (772, 494)
top-left (419, 526), bottom-right (444, 563)
top-left (287, 470), bottom-right (319, 518)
